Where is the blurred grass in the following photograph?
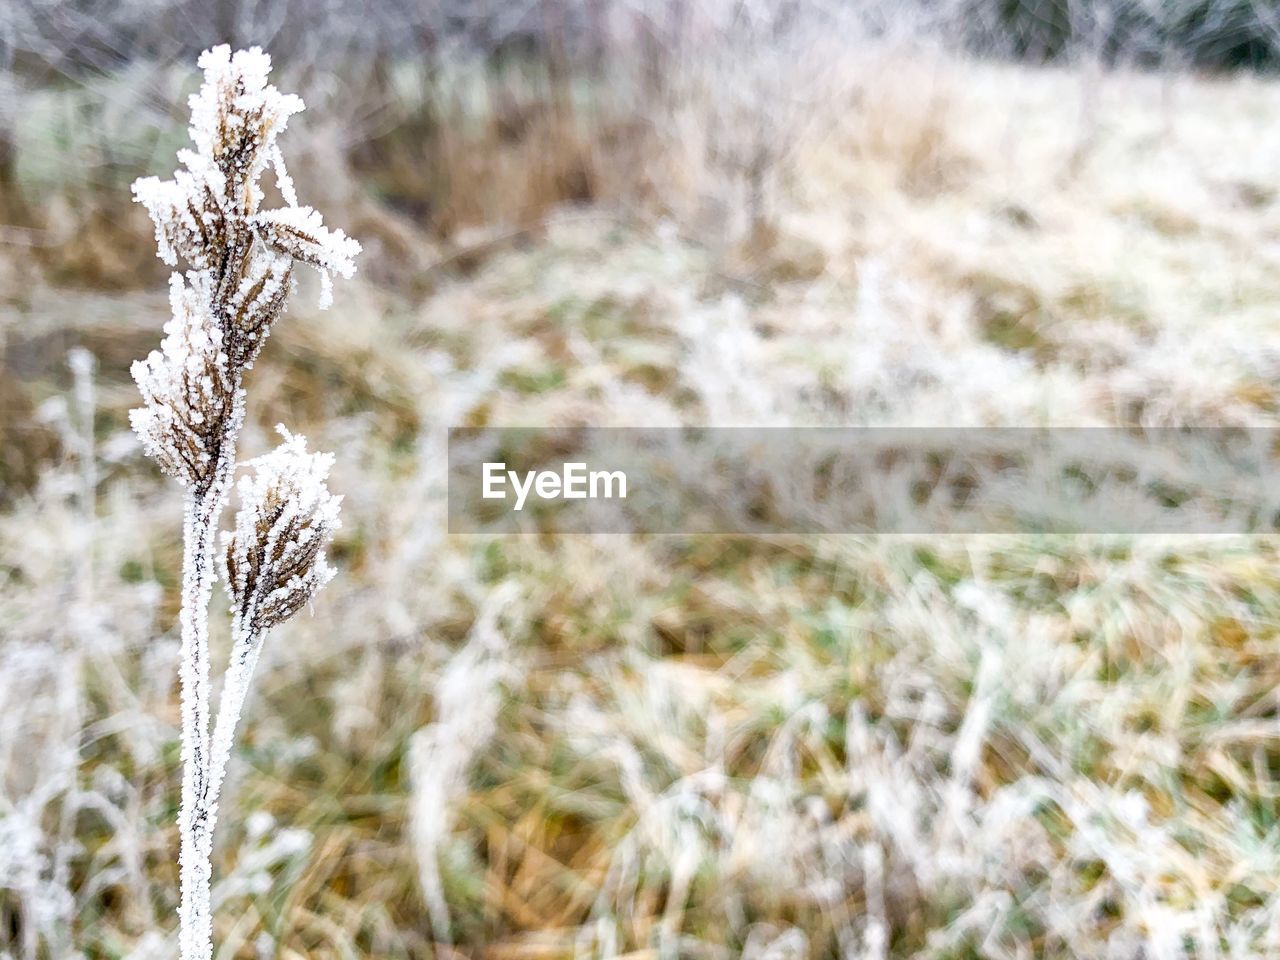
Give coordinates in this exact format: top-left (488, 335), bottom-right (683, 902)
top-left (6, 46), bottom-right (1280, 960)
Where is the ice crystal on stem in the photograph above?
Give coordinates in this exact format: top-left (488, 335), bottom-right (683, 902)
top-left (251, 207), bottom-right (360, 309)
top-left (127, 45), bottom-right (357, 960)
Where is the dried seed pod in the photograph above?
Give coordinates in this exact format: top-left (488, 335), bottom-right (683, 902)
top-left (129, 274), bottom-right (238, 491)
top-left (130, 44), bottom-right (361, 491)
top-left (222, 250), bottom-right (294, 370)
top-left (132, 153), bottom-right (226, 270)
top-left (187, 46), bottom-right (304, 208)
top-left (223, 428), bottom-right (342, 631)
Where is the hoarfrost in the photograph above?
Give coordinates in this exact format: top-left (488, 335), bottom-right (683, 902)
top-left (125, 44), bottom-right (357, 960)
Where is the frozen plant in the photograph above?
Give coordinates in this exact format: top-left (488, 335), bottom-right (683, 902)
top-left (128, 45), bottom-right (358, 960)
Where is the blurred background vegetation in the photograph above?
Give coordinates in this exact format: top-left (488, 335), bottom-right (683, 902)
top-left (7, 2), bottom-right (1280, 959)
top-left (6, 0), bottom-right (1280, 256)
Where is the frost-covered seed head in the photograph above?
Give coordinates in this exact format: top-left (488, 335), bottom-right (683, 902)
top-left (130, 43), bottom-right (358, 319)
top-left (224, 250), bottom-right (294, 368)
top-left (132, 154), bottom-right (226, 269)
top-left (222, 428), bottom-right (342, 630)
top-left (129, 274), bottom-right (237, 491)
top-left (188, 46), bottom-right (304, 209)
top-left (130, 45), bottom-right (361, 491)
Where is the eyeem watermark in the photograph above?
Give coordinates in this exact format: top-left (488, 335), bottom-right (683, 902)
top-left (482, 461), bottom-right (627, 511)
top-left (450, 427), bottom-right (1280, 533)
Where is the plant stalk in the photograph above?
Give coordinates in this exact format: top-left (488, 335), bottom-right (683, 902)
top-left (177, 485), bottom-right (219, 960)
top-left (177, 412), bottom-right (239, 960)
top-left (207, 613), bottom-right (265, 837)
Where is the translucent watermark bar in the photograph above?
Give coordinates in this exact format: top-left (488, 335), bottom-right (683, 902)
top-left (447, 427), bottom-right (1280, 534)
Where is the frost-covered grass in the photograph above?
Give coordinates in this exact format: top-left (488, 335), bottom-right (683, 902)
top-left (5, 53), bottom-right (1280, 959)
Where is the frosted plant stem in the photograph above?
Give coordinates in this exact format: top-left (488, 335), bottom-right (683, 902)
top-left (178, 485), bottom-right (221, 960)
top-left (206, 615), bottom-right (266, 834)
top-left (178, 374), bottom-right (246, 960)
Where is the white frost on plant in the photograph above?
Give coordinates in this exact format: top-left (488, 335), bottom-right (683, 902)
top-left (206, 428), bottom-right (341, 838)
top-left (131, 42), bottom-right (359, 316)
top-left (269, 143), bottom-right (298, 208)
top-left (187, 46), bottom-right (304, 205)
top-left (408, 583), bottom-right (518, 944)
top-left (129, 273), bottom-right (235, 489)
top-left (224, 249), bottom-right (294, 368)
top-left (250, 206), bottom-right (361, 309)
top-left (222, 426), bottom-right (342, 634)
top-left (125, 44), bottom-right (357, 960)
top-left (131, 154), bottom-right (226, 269)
